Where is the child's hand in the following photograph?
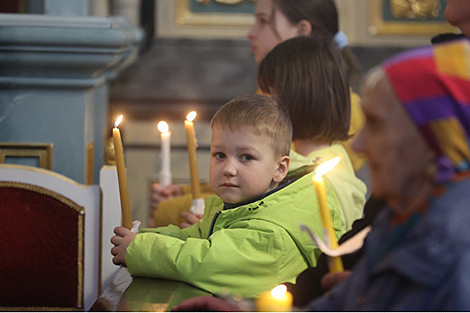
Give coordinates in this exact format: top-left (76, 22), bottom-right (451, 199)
top-left (150, 183), bottom-right (184, 211)
top-left (179, 212), bottom-right (203, 229)
top-left (110, 226), bottom-right (137, 266)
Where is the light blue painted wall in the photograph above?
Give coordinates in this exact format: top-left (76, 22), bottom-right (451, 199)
top-left (27, 0), bottom-right (88, 15)
top-left (0, 88), bottom-right (88, 182)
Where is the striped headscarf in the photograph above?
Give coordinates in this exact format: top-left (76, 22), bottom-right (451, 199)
top-left (383, 38), bottom-right (470, 185)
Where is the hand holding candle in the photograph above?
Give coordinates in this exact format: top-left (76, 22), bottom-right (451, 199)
top-left (184, 111), bottom-right (205, 215)
top-left (113, 115), bottom-right (133, 229)
top-left (312, 156), bottom-right (343, 273)
top-left (184, 111), bottom-right (201, 200)
top-left (157, 121), bottom-right (172, 188)
top-left (256, 284), bottom-right (293, 312)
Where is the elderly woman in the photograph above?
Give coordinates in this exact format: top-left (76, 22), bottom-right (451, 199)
top-left (172, 38), bottom-right (470, 312)
top-left (307, 37), bottom-right (470, 311)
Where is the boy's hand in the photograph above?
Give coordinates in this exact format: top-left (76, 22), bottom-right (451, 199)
top-left (110, 226), bottom-right (137, 266)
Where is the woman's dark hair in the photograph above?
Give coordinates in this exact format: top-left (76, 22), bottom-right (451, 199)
top-left (258, 35), bottom-right (350, 143)
top-left (271, 0), bottom-right (361, 84)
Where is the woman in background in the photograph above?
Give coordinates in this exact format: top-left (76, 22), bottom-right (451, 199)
top-left (257, 35), bottom-right (366, 234)
top-left (249, 0), bottom-right (365, 170)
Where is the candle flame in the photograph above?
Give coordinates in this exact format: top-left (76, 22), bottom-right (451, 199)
top-left (314, 157), bottom-right (341, 178)
top-left (158, 121), bottom-right (169, 133)
top-left (114, 115), bottom-right (123, 128)
top-left (186, 111), bottom-right (197, 122)
top-left (271, 284), bottom-right (287, 299)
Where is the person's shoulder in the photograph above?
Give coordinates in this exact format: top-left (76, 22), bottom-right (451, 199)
top-left (284, 164), bottom-right (315, 182)
top-left (318, 144), bottom-right (356, 174)
top-left (428, 179), bottom-right (470, 241)
top-left (432, 179), bottom-right (470, 212)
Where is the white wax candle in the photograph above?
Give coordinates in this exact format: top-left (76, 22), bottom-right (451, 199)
top-left (158, 121), bottom-right (172, 187)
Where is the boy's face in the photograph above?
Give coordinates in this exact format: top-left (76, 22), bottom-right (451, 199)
top-left (209, 125), bottom-right (289, 204)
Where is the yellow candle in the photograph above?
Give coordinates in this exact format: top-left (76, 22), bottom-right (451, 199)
top-left (311, 157), bottom-right (344, 273)
top-left (112, 115), bottom-right (133, 229)
top-left (184, 111), bottom-right (201, 199)
top-left (256, 284), bottom-right (293, 312)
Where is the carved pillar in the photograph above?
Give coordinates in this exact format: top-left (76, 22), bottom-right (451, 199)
top-left (0, 13), bottom-right (142, 184)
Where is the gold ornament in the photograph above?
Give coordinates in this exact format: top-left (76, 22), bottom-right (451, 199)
top-left (104, 136), bottom-right (116, 165)
top-left (390, 0), bottom-right (440, 19)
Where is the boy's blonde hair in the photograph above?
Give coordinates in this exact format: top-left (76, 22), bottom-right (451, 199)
top-left (211, 95), bottom-right (293, 158)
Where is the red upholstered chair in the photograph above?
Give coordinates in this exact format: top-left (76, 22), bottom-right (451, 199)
top-left (0, 164), bottom-right (101, 311)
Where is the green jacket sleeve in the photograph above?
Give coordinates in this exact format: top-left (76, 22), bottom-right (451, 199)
top-left (138, 219), bottom-right (203, 240)
top-left (125, 219), bottom-right (307, 298)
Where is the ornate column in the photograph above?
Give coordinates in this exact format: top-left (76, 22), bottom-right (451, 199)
top-left (0, 13), bottom-right (142, 184)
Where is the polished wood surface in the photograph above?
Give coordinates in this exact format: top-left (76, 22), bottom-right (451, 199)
top-left (91, 268), bottom-right (212, 312)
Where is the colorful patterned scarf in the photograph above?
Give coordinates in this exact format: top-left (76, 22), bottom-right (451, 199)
top-left (384, 38), bottom-right (470, 185)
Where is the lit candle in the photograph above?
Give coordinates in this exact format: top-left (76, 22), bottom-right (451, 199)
top-left (256, 284), bottom-right (293, 312)
top-left (112, 115), bottom-right (133, 229)
top-left (184, 111), bottom-right (201, 200)
top-left (311, 156), bottom-right (343, 273)
top-left (157, 121), bottom-right (172, 187)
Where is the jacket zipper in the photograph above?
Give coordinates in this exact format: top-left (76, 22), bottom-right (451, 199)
top-left (207, 211), bottom-right (222, 238)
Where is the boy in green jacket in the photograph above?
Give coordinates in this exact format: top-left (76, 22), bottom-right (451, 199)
top-left (111, 94), bottom-right (342, 298)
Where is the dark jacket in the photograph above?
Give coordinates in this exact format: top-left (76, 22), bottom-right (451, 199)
top-left (286, 197), bottom-right (385, 307)
top-left (308, 179), bottom-right (470, 311)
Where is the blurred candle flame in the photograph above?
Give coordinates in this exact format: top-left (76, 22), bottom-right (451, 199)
top-left (314, 156), bottom-right (341, 178)
top-left (114, 115), bottom-right (123, 128)
top-left (271, 284), bottom-right (287, 299)
top-left (158, 121), bottom-right (169, 133)
top-left (186, 111), bottom-right (197, 122)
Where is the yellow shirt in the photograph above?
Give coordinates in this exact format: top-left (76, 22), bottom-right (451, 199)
top-left (290, 144), bottom-right (367, 233)
top-left (341, 91), bottom-right (366, 171)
